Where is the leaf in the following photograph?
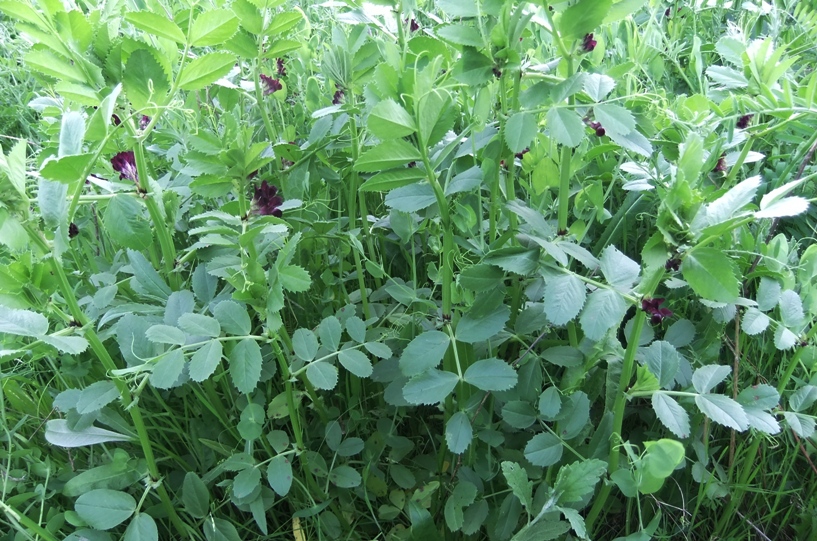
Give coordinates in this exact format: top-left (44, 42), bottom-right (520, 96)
top-left (437, 0), bottom-right (478, 18)
top-left (512, 520), bottom-right (571, 541)
top-left (368, 99), bottom-right (416, 139)
top-left (213, 301), bottom-right (252, 335)
top-left (306, 362), bottom-right (338, 390)
top-left (399, 330), bottom-right (450, 377)
top-left (651, 392), bottom-right (690, 438)
top-left (559, 0), bottom-right (612, 38)
top-left (292, 329), bottom-right (318, 361)
top-left (329, 465), bottom-right (361, 488)
top-left (0, 305), bottom-right (48, 337)
top-left (203, 518), bottom-right (242, 541)
top-left (462, 358), bottom-right (518, 391)
top-left (583, 73), bottom-right (616, 101)
top-left (25, 49), bottom-right (86, 83)
top-left (460, 264), bottom-right (504, 291)
top-left (599, 245), bottom-right (640, 291)
top-left (354, 139), bottom-right (422, 172)
top-left (483, 247), bottom-right (540, 275)
top-left (774, 325), bottom-right (798, 350)
top-left (75, 489), bottom-right (136, 530)
top-left (345, 316), bottom-right (366, 343)
top-left (444, 482), bottom-right (478, 532)
top-left (643, 341), bottom-right (680, 389)
top-left (40, 154), bottom-right (94, 184)
top-left (743, 407), bottom-right (781, 434)
top-left (105, 196), bottom-right (153, 251)
top-left (279, 264), bottom-right (311, 292)
top-left (783, 411), bottom-right (815, 439)
top-left (402, 369), bottom-right (458, 405)
top-left (229, 338), bottom-right (262, 393)
top-left (179, 313), bottom-right (221, 338)
top-left (456, 302), bottom-right (510, 344)
top-left (695, 394), bottom-right (749, 431)
top-left (190, 9), bottom-right (239, 46)
top-left (189, 340), bottom-right (223, 382)
top-left (593, 103), bottom-right (636, 136)
top-left (606, 128), bottom-right (653, 157)
top-left (178, 53), bottom-right (236, 91)
top-left (42, 335), bottom-right (89, 354)
top-left (553, 459), bottom-right (607, 503)
top-left (756, 277), bottom-right (781, 311)
top-left (150, 349), bottom-right (185, 389)
top-left (233, 466), bottom-right (261, 498)
top-left (579, 289), bottom-right (628, 341)
top-left (524, 433), bottom-right (563, 467)
top-left (693, 176), bottom-right (761, 232)
top-left (546, 107), bottom-right (585, 147)
top-left (146, 324), bottom-right (186, 345)
top-left (45, 420), bottom-right (132, 448)
top-left (664, 319), bottom-right (695, 348)
top-left (124, 514), bottom-right (158, 541)
top-left (538, 387), bottom-right (562, 419)
top-left (501, 461), bottom-right (533, 510)
top-left (338, 348), bottom-right (373, 378)
top-left (437, 23), bottom-right (482, 47)
top-left (318, 316), bottom-right (342, 351)
top-left (384, 183), bottom-right (437, 212)
top-left (446, 165), bottom-right (484, 196)
top-left (76, 381), bottom-right (119, 415)
top-left (267, 455), bottom-right (293, 496)
top-left (706, 66), bottom-right (749, 88)
top-left (125, 11), bottom-right (186, 43)
top-left (789, 385), bottom-right (817, 413)
top-left (757, 197), bottom-right (810, 219)
top-left (505, 112), bottom-right (537, 153)
top-left (681, 248), bottom-right (739, 303)
top-left (266, 11), bottom-right (303, 37)
top-left (779, 290), bottom-right (805, 328)
top-left (445, 411), bottom-right (473, 454)
top-left (59, 111), bottom-right (85, 157)
top-left (123, 49), bottom-right (169, 110)
top-left (737, 383), bottom-right (779, 410)
top-left (544, 274), bottom-right (586, 325)
top-left (359, 169), bottom-right (426, 192)
top-left (692, 364), bottom-right (731, 394)
top-left (741, 307), bottom-right (769, 335)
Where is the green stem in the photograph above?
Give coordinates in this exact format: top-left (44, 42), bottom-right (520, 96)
top-left (0, 500), bottom-right (59, 541)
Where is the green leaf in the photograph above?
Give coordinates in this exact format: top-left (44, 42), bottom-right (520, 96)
top-left (369, 99), bottom-right (416, 139)
top-left (189, 340), bottom-right (223, 382)
top-left (546, 107), bottom-right (585, 147)
top-left (124, 514), bottom-right (158, 541)
top-left (445, 165), bottom-right (483, 196)
top-left (338, 348), bottom-right (373, 378)
top-left (25, 49), bottom-right (86, 83)
top-left (544, 274), bottom-right (586, 325)
top-left (203, 518), bottom-right (242, 541)
top-left (593, 102), bottom-right (636, 136)
top-left (354, 139), bottom-right (422, 172)
top-left (651, 392), bottom-right (690, 438)
top-left (292, 328), bottom-right (319, 361)
top-left (538, 387), bottom-right (562, 419)
top-left (502, 401), bottom-right (537, 429)
top-left (364, 341), bottom-right (392, 358)
top-left (213, 301), bottom-right (251, 335)
top-left (146, 324), bottom-right (186, 345)
top-left (693, 175), bottom-right (760, 232)
top-left (706, 65), bottom-right (749, 88)
top-left (0, 0), bottom-right (45, 27)
top-left (444, 482), bottom-right (478, 532)
top-left (681, 248), bottom-right (739, 303)
top-left (579, 289), bottom-right (628, 341)
top-left (511, 520), bottom-right (571, 541)
top-left (306, 362), bottom-right (338, 390)
top-left (44, 420), bottom-right (131, 447)
top-left (150, 349), bottom-right (185, 389)
top-left (779, 290), bottom-right (805, 328)
top-left (737, 383), bottom-right (779, 410)
top-left (504, 112), bottom-right (537, 154)
top-left (123, 49), bottom-right (169, 110)
top-left (643, 341), bottom-right (680, 389)
top-left (583, 73), bottom-right (616, 101)
top-left (774, 325), bottom-right (798, 350)
top-left (279, 264), bottom-right (311, 292)
top-left (125, 11), bottom-right (186, 43)
top-left (233, 466), bottom-right (261, 498)
top-left (179, 313), bottom-right (221, 337)
top-left (599, 245), bottom-right (640, 291)
top-left (541, 346), bottom-right (583, 367)
top-left (384, 183), bottom-right (437, 212)
top-left (692, 364), bottom-right (731, 394)
top-left (741, 308), bottom-right (771, 336)
top-left (452, 47), bottom-right (493, 86)
top-left (501, 461), bottom-right (533, 510)
top-left (399, 330), bottom-right (450, 377)
top-left (462, 358), bottom-right (517, 391)
top-left (178, 52), bottom-right (236, 91)
top-left (76, 381), bottom-right (119, 414)
top-left (266, 11), bottom-right (303, 37)
top-left (267, 455), bottom-right (293, 496)
top-left (0, 305), bottom-right (48, 337)
top-left (437, 24), bottom-right (483, 47)
top-left (456, 302), bottom-right (510, 344)
top-left (789, 385), bottom-right (817, 413)
top-left (190, 9), bottom-right (239, 46)
top-left (105, 196), bottom-right (153, 251)
top-left (460, 264), bottom-right (504, 291)
top-left (756, 196), bottom-right (810, 219)
top-left (524, 433), bottom-right (563, 467)
top-left (229, 338), bottom-right (262, 393)
top-left (556, 392), bottom-right (590, 439)
top-left (558, 0), bottom-right (612, 39)
top-left (437, 0), bottom-right (478, 18)
top-left (402, 369), bottom-right (458, 405)
top-left (329, 465), bottom-right (361, 488)
top-left (359, 168), bottom-right (426, 192)
top-left (483, 247), bottom-right (540, 275)
top-left (553, 459), bottom-right (607, 503)
top-left (345, 316), bottom-right (366, 343)
top-left (59, 111), bottom-right (85, 157)
top-left (418, 89), bottom-right (456, 148)
top-left (318, 316), bottom-right (342, 351)
top-left (40, 154), bottom-right (94, 184)
top-left (445, 411), bottom-right (473, 454)
top-left (664, 319), bottom-right (696, 348)
top-left (695, 394), bottom-right (749, 431)
top-left (43, 333), bottom-right (90, 354)
top-left (75, 489), bottom-right (136, 530)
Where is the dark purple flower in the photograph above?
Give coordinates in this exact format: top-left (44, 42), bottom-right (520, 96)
top-left (493, 67), bottom-right (502, 78)
top-left (253, 181), bottom-right (283, 217)
top-left (410, 18), bottom-right (419, 32)
top-left (736, 114), bottom-right (753, 129)
top-left (260, 74), bottom-right (283, 95)
top-left (139, 115), bottom-right (150, 130)
top-left (665, 258), bottom-right (681, 272)
top-left (582, 33), bottom-right (597, 52)
top-left (111, 114), bottom-right (121, 126)
top-left (407, 161), bottom-right (417, 168)
top-left (642, 297), bottom-right (673, 325)
top-left (332, 88), bottom-right (345, 105)
top-left (68, 222), bottom-right (79, 239)
top-left (515, 148), bottom-right (530, 160)
top-left (111, 151), bottom-right (138, 183)
top-left (713, 154), bottom-right (727, 173)
top-left (276, 58), bottom-right (287, 77)
top-left (590, 121), bottom-right (605, 137)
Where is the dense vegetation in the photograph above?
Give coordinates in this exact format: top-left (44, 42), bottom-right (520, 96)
top-left (1, 0), bottom-right (816, 540)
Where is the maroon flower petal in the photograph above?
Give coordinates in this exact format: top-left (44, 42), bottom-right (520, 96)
top-left (111, 151), bottom-right (138, 183)
top-left (260, 74), bottom-right (283, 95)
